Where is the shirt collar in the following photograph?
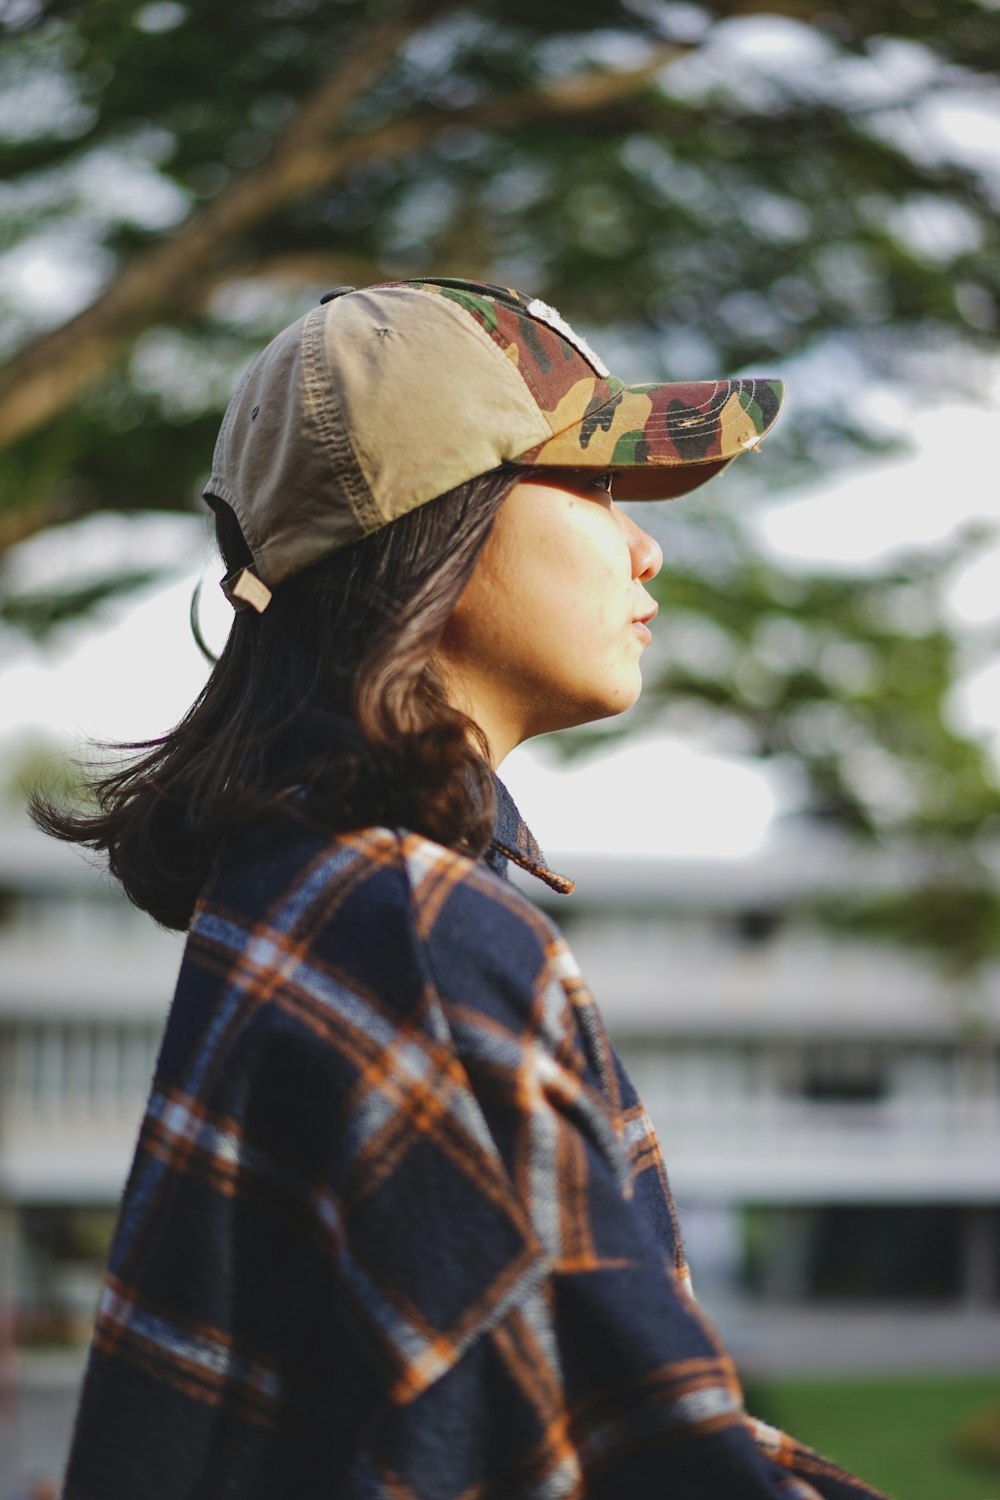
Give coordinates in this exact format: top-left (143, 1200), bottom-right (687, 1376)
top-left (484, 772), bottom-right (574, 895)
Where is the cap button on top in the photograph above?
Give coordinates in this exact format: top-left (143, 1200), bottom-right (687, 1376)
top-left (319, 286), bottom-right (356, 304)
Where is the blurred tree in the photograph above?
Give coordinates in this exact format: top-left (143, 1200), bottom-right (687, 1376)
top-left (2, 0), bottom-right (997, 532)
top-left (1, 0), bottom-right (999, 963)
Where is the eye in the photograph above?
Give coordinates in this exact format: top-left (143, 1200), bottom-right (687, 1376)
top-left (518, 466), bottom-right (615, 500)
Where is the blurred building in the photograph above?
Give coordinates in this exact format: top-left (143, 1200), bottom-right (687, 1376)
top-left (514, 843), bottom-right (1000, 1325)
top-left (0, 807), bottom-right (998, 1368)
top-left (0, 814), bottom-right (181, 1353)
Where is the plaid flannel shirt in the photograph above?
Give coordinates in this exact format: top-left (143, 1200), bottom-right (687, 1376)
top-left (60, 777), bottom-right (891, 1500)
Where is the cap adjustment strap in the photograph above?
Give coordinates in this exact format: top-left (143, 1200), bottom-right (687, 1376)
top-left (220, 566), bottom-right (273, 613)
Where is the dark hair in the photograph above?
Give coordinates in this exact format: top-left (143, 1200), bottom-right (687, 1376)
top-left (30, 466), bottom-right (520, 931)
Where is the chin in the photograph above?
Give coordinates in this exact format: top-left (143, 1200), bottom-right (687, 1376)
top-left (533, 668), bottom-right (644, 734)
top-left (572, 680), bottom-right (644, 727)
top-left (605, 669), bottom-right (645, 716)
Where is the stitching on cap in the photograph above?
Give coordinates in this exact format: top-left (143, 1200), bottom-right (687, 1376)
top-left (302, 306), bottom-right (383, 535)
top-left (540, 378), bottom-right (763, 451)
top-left (620, 380), bottom-right (727, 430)
top-left (206, 353), bottom-right (269, 565)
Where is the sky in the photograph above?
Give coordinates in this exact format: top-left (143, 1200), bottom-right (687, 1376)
top-left (2, 375), bottom-right (997, 862)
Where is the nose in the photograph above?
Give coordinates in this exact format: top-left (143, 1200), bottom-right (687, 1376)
top-left (625, 514), bottom-right (663, 582)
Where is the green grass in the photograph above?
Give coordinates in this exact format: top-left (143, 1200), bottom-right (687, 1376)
top-left (745, 1373), bottom-right (1000, 1500)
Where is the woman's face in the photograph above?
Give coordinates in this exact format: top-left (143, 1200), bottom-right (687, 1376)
top-left (435, 470), bottom-right (663, 767)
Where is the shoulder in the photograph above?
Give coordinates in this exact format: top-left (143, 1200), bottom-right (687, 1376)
top-left (193, 819), bottom-right (413, 955)
top-left (397, 829), bottom-right (557, 963)
top-left (155, 820), bottom-right (572, 1117)
top-left (398, 832), bottom-right (589, 1065)
top-left (186, 817), bottom-right (558, 993)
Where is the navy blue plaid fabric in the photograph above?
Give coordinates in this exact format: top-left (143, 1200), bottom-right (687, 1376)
top-left (60, 781), bottom-right (891, 1499)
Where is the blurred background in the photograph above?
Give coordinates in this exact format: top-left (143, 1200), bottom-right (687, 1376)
top-left (1, 0), bottom-right (999, 1494)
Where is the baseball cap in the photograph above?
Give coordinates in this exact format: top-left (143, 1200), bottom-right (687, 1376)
top-left (204, 277), bottom-right (784, 612)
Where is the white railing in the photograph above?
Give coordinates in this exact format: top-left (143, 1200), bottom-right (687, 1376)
top-left (644, 1096), bottom-right (1000, 1201)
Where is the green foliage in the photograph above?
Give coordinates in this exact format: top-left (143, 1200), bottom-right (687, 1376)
top-left (2, 0), bottom-right (996, 524)
top-left (0, 565), bottom-right (166, 634)
top-left (1, 0), bottom-right (1000, 963)
top-left (557, 503), bottom-right (1000, 970)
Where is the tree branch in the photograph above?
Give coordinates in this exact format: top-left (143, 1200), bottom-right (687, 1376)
top-left (0, 491), bottom-right (87, 554)
top-left (0, 36), bottom-right (682, 456)
top-left (0, 0), bottom-right (453, 453)
top-left (305, 43), bottom-right (686, 180)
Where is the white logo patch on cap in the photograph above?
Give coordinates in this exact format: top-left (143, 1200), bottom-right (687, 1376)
top-left (525, 298), bottom-right (610, 378)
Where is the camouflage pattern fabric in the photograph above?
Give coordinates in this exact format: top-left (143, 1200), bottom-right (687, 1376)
top-left (404, 278), bottom-right (783, 492)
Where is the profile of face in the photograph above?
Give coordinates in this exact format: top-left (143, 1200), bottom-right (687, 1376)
top-left (434, 471), bottom-right (663, 767)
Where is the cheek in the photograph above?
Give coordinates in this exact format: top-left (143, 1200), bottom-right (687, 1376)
top-left (536, 515), bottom-right (620, 611)
top-left (443, 498), bottom-right (633, 684)
top-left (557, 548), bottom-right (626, 642)
top-left (515, 568), bottom-right (634, 695)
top-left (507, 565), bottom-right (603, 664)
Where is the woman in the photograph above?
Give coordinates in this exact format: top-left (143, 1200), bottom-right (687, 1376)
top-left (38, 279), bottom-right (886, 1499)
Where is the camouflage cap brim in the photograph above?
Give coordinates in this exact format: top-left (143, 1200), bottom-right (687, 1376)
top-left (514, 376), bottom-right (785, 501)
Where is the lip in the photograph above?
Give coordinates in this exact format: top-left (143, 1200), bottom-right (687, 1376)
top-left (632, 603), bottom-right (659, 626)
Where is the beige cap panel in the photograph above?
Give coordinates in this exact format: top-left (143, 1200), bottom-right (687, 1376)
top-left (326, 287), bottom-right (552, 527)
top-left (208, 312), bottom-right (376, 587)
